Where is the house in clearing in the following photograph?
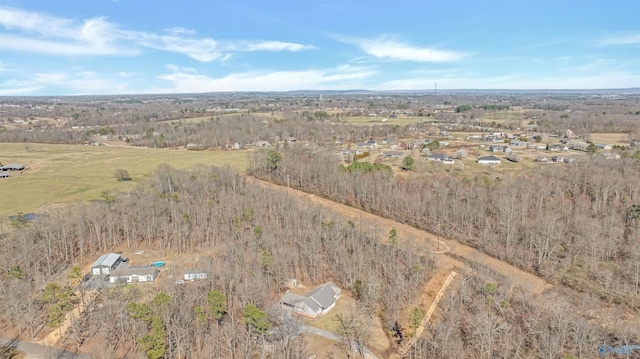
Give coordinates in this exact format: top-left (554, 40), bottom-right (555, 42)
top-left (510, 140), bottom-right (527, 147)
top-left (109, 265), bottom-right (159, 284)
top-left (184, 269), bottom-right (207, 281)
top-left (355, 142), bottom-right (376, 149)
top-left (548, 144), bottom-right (569, 152)
top-left (91, 253), bottom-right (122, 275)
top-left (397, 142), bottom-right (415, 150)
top-left (0, 164), bottom-right (25, 171)
top-left (477, 156), bottom-right (501, 165)
top-left (280, 282), bottom-right (341, 320)
top-left (488, 145), bottom-right (511, 153)
top-left (381, 151), bottom-right (404, 159)
top-left (427, 153), bottom-right (451, 162)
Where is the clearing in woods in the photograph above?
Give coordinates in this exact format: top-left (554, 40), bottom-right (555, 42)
top-left (0, 143), bottom-right (249, 216)
top-left (251, 177), bottom-right (552, 296)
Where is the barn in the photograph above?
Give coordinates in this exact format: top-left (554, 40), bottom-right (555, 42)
top-left (91, 253), bottom-right (122, 275)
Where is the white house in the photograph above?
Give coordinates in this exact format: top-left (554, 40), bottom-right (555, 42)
top-left (109, 265), bottom-right (159, 284)
top-left (91, 253), bottom-right (122, 275)
top-left (280, 282), bottom-right (341, 320)
top-left (184, 269), bottom-right (207, 281)
top-left (477, 156), bottom-right (501, 165)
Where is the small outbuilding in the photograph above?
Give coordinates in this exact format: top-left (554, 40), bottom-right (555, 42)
top-left (0, 172), bottom-right (9, 179)
top-left (91, 253), bottom-right (122, 275)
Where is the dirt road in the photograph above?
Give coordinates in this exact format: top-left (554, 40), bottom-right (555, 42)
top-left (251, 178), bottom-right (552, 296)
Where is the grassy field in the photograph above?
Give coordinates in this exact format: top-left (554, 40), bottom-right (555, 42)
top-left (0, 143), bottom-right (250, 216)
top-left (341, 115), bottom-right (421, 126)
top-left (589, 132), bottom-right (630, 144)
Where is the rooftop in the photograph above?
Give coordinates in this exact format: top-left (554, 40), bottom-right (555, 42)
top-left (91, 253), bottom-right (121, 268)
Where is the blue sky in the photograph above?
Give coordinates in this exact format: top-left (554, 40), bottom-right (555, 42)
top-left (0, 0), bottom-right (639, 95)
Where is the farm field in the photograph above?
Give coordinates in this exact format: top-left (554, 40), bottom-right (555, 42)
top-left (0, 143), bottom-right (250, 216)
top-left (589, 132), bottom-right (631, 144)
top-left (340, 115), bottom-right (420, 126)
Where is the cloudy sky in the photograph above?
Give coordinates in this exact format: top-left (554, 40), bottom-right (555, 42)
top-left (0, 0), bottom-right (639, 95)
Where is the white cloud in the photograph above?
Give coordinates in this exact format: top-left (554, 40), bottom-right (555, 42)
top-left (340, 35), bottom-right (466, 62)
top-left (0, 7), bottom-right (314, 61)
top-left (119, 71), bottom-right (136, 78)
top-left (166, 64), bottom-right (196, 73)
top-left (155, 65), bottom-right (376, 92)
top-left (32, 71), bottom-right (130, 95)
top-left (375, 71), bottom-right (640, 90)
top-left (165, 27), bottom-right (196, 35)
top-left (0, 79), bottom-right (44, 95)
top-left (243, 41), bottom-right (315, 52)
top-left (598, 33), bottom-right (640, 46)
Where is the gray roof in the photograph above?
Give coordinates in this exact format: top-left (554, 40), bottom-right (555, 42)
top-left (0, 164), bottom-right (24, 171)
top-left (91, 253), bottom-right (121, 268)
top-left (281, 292), bottom-right (306, 306)
top-left (382, 151), bottom-right (404, 157)
top-left (304, 282), bottom-right (341, 309)
top-left (184, 269), bottom-right (206, 275)
top-left (281, 281), bottom-right (341, 310)
top-left (427, 153), bottom-right (450, 160)
top-left (0, 172), bottom-right (9, 178)
top-left (110, 265), bottom-right (157, 277)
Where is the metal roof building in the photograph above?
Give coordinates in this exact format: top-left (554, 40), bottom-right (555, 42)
top-left (91, 253), bottom-right (122, 275)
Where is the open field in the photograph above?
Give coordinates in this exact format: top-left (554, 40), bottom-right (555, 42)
top-left (589, 132), bottom-right (631, 144)
top-left (0, 143), bottom-right (250, 216)
top-left (341, 116), bottom-right (421, 126)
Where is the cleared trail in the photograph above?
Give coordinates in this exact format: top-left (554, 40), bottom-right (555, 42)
top-left (250, 177), bottom-right (552, 296)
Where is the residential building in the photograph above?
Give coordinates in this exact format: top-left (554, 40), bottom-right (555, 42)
top-left (184, 270), bottom-right (208, 281)
top-left (109, 265), bottom-right (159, 284)
top-left (477, 156), bottom-right (501, 165)
top-left (280, 282), bottom-right (341, 320)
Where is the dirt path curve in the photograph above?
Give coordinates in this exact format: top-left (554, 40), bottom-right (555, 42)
top-left (250, 177), bottom-right (552, 296)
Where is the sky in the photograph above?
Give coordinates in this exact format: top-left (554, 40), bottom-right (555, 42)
top-left (0, 0), bottom-right (639, 95)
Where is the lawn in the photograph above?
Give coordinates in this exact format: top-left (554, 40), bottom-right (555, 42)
top-left (299, 294), bottom-right (390, 355)
top-left (0, 143), bottom-right (250, 216)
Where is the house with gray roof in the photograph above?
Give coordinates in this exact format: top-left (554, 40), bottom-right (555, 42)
top-left (381, 151), bottom-right (404, 158)
top-left (0, 164), bottom-right (25, 171)
top-left (109, 265), bottom-right (159, 284)
top-left (0, 172), bottom-right (9, 179)
top-left (427, 153), bottom-right (452, 161)
top-left (477, 156), bottom-right (502, 165)
top-left (280, 282), bottom-right (341, 319)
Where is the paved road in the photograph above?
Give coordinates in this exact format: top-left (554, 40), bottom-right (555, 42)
top-left (0, 337), bottom-right (91, 359)
top-left (299, 324), bottom-right (380, 359)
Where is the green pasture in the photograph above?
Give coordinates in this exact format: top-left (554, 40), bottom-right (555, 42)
top-left (0, 143), bottom-right (250, 216)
